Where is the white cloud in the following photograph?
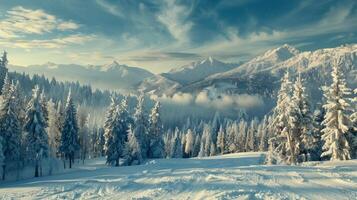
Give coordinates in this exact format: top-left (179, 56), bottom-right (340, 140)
top-left (0, 6), bottom-right (80, 38)
top-left (157, 0), bottom-right (193, 44)
top-left (0, 34), bottom-right (95, 49)
top-left (96, 0), bottom-right (123, 17)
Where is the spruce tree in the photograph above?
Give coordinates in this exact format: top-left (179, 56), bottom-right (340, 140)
top-left (0, 81), bottom-right (21, 179)
top-left (268, 71), bottom-right (293, 164)
top-left (133, 95), bottom-right (149, 159)
top-left (24, 85), bottom-right (49, 177)
top-left (59, 91), bottom-right (80, 168)
top-left (0, 136), bottom-right (4, 180)
top-left (170, 128), bottom-right (183, 158)
top-left (321, 59), bottom-right (352, 160)
top-left (184, 129), bottom-right (194, 157)
top-left (350, 89), bottom-right (357, 158)
top-left (0, 51), bottom-right (8, 93)
top-left (104, 97), bottom-right (131, 166)
top-left (216, 126), bottom-right (225, 155)
top-left (148, 101), bottom-right (165, 158)
top-left (123, 126), bottom-right (143, 165)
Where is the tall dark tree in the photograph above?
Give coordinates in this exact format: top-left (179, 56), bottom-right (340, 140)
top-left (59, 91), bottom-right (80, 168)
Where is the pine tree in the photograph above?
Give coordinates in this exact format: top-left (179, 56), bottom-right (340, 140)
top-left (47, 99), bottom-right (61, 157)
top-left (148, 101), bottom-right (165, 158)
top-left (321, 59), bottom-right (352, 161)
top-left (96, 127), bottom-right (105, 157)
top-left (245, 119), bottom-right (258, 152)
top-left (24, 85), bottom-right (49, 177)
top-left (170, 129), bottom-right (183, 158)
top-left (268, 71), bottom-right (294, 164)
top-left (123, 126), bottom-right (143, 165)
top-left (133, 95), bottom-right (149, 159)
top-left (291, 74), bottom-right (316, 162)
top-left (59, 91), bottom-right (80, 168)
top-left (202, 124), bottom-right (213, 157)
top-left (0, 81), bottom-right (21, 180)
top-left (0, 51), bottom-right (9, 93)
top-left (104, 97), bottom-right (131, 166)
top-left (78, 107), bottom-right (90, 164)
top-left (0, 136), bottom-right (4, 180)
top-left (192, 133), bottom-right (201, 157)
top-left (1, 73), bottom-right (11, 98)
top-left (350, 89), bottom-right (357, 158)
top-left (258, 116), bottom-right (268, 151)
top-left (184, 129), bottom-right (194, 157)
top-left (40, 89), bottom-right (49, 128)
top-left (216, 126), bottom-right (225, 155)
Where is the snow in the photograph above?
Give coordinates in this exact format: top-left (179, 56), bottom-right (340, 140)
top-left (1, 152), bottom-right (357, 200)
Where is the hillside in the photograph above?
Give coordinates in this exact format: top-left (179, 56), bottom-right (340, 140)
top-left (1, 152), bottom-right (356, 200)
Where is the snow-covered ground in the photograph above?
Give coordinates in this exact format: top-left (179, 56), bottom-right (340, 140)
top-left (0, 152), bottom-right (356, 200)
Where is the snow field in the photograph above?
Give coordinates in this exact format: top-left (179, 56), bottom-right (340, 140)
top-left (1, 152), bottom-right (357, 200)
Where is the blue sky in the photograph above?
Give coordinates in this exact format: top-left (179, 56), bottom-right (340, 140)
top-left (0, 0), bottom-right (356, 73)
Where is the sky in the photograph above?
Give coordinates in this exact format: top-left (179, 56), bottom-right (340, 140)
top-left (0, 0), bottom-right (356, 73)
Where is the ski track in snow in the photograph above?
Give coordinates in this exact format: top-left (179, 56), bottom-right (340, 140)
top-left (0, 152), bottom-right (356, 200)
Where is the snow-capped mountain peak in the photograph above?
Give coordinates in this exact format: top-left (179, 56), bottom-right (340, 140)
top-left (163, 57), bottom-right (237, 85)
top-left (253, 44), bottom-right (300, 63)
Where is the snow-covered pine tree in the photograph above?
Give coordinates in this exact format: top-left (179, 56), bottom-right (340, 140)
top-left (184, 129), bottom-right (194, 157)
top-left (0, 80), bottom-right (22, 180)
top-left (258, 116), bottom-right (268, 151)
top-left (1, 73), bottom-right (11, 98)
top-left (192, 133), bottom-right (201, 157)
top-left (268, 71), bottom-right (293, 164)
top-left (209, 142), bottom-right (216, 156)
top-left (104, 97), bottom-right (131, 166)
top-left (217, 125), bottom-right (225, 155)
top-left (96, 127), bottom-right (105, 157)
top-left (133, 94), bottom-right (149, 159)
top-left (291, 74), bottom-right (316, 162)
top-left (47, 99), bottom-right (62, 157)
top-left (123, 126), bottom-right (143, 165)
top-left (170, 128), bottom-right (183, 158)
top-left (203, 124), bottom-right (213, 157)
top-left (24, 85), bottom-right (49, 177)
top-left (321, 58), bottom-right (353, 161)
top-left (78, 107), bottom-right (90, 164)
top-left (350, 89), bottom-right (357, 158)
top-left (245, 119), bottom-right (258, 152)
top-left (59, 90), bottom-right (80, 168)
top-left (148, 101), bottom-right (165, 158)
top-left (40, 89), bottom-right (49, 128)
top-left (0, 136), bottom-right (4, 180)
top-left (0, 51), bottom-right (8, 93)
top-left (236, 120), bottom-right (246, 152)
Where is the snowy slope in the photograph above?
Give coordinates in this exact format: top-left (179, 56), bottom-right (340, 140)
top-left (181, 44), bottom-right (357, 96)
top-left (136, 74), bottom-right (182, 96)
top-left (210, 44), bottom-right (299, 79)
top-left (1, 152), bottom-right (357, 200)
top-left (9, 61), bottom-right (154, 90)
top-left (162, 57), bottom-right (238, 85)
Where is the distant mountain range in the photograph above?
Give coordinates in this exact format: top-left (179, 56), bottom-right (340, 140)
top-left (9, 61), bottom-right (154, 91)
top-left (9, 44), bottom-right (357, 99)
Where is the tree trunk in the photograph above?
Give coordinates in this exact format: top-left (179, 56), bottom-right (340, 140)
top-left (115, 158), bottom-right (119, 167)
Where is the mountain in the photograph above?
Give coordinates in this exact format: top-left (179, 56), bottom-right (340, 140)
top-left (9, 61), bottom-right (154, 90)
top-left (161, 57), bottom-right (238, 85)
top-left (180, 44), bottom-right (357, 100)
top-left (136, 74), bottom-right (181, 96)
top-left (209, 44), bottom-right (300, 79)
